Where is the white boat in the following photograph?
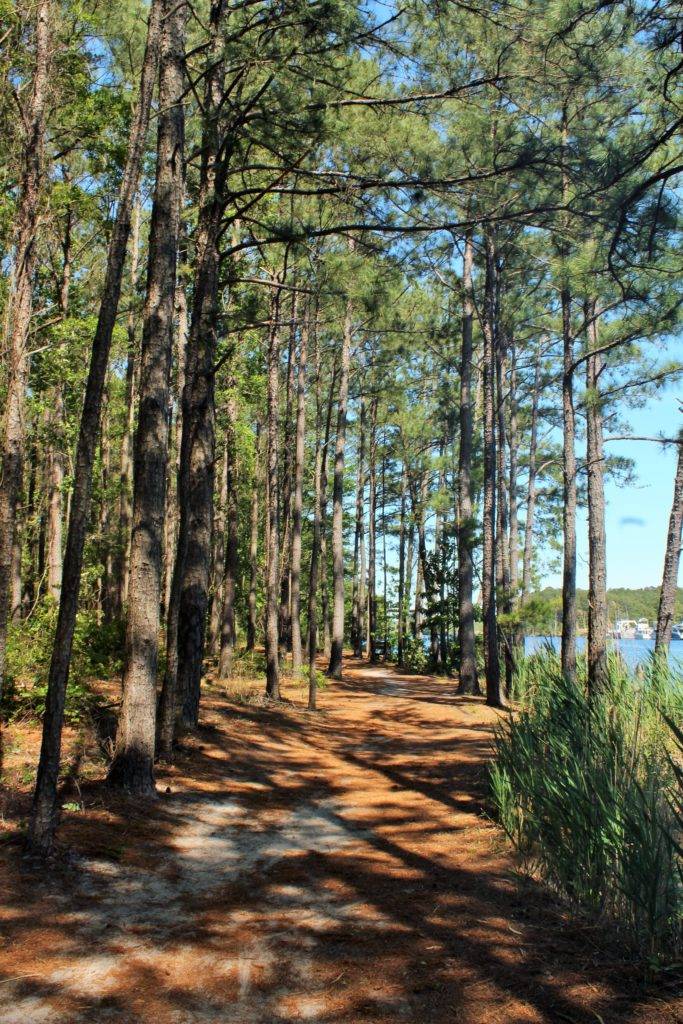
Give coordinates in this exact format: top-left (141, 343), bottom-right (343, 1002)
top-left (635, 618), bottom-right (654, 640)
top-left (613, 619), bottom-right (637, 639)
top-left (672, 623), bottom-right (683, 641)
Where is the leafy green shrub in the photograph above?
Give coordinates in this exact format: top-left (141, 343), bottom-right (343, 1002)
top-left (491, 651), bottom-right (683, 963)
top-left (400, 634), bottom-right (428, 673)
top-left (1, 599), bottom-right (123, 723)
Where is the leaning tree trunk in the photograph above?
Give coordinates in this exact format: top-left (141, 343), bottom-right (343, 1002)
top-left (585, 299), bottom-right (608, 694)
top-left (290, 319), bottom-right (308, 673)
top-left (655, 438), bottom-right (683, 652)
top-left (108, 0), bottom-right (186, 797)
top-left (327, 297), bottom-right (352, 679)
top-left (27, 0), bottom-right (163, 855)
top-left (0, 0), bottom-right (50, 700)
top-left (457, 230), bottom-right (478, 694)
top-left (560, 285), bottom-right (577, 683)
top-left (482, 233), bottom-right (502, 707)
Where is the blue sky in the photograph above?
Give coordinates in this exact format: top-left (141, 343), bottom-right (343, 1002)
top-left (543, 388), bottom-right (682, 591)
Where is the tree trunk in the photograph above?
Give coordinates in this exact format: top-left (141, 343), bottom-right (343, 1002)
top-left (218, 394), bottom-right (239, 679)
top-left (265, 294), bottom-right (282, 699)
top-left (351, 396), bottom-right (365, 657)
top-left (522, 342), bottom-right (541, 598)
top-left (0, 0), bottom-right (50, 698)
top-left (307, 320), bottom-right (328, 710)
top-left (118, 201), bottom-right (141, 614)
top-left (482, 234), bottom-right (502, 706)
top-left (108, 0), bottom-right (186, 795)
top-left (27, 0), bottom-right (163, 855)
top-left (290, 319), bottom-right (308, 673)
top-left (208, 438), bottom-right (228, 656)
top-left (156, 276), bottom-right (189, 760)
top-left (367, 397), bottom-right (378, 663)
top-left (655, 440), bottom-right (683, 651)
top-left (585, 299), bottom-right (608, 693)
top-left (246, 424), bottom-right (260, 651)
top-left (397, 463), bottom-right (407, 666)
top-left (278, 292), bottom-right (298, 652)
top-left (174, 0), bottom-right (227, 730)
top-left (327, 296), bottom-right (352, 679)
top-left (457, 231), bottom-right (478, 693)
top-left (561, 285), bottom-right (577, 682)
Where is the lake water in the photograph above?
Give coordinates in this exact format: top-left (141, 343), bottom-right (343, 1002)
top-left (525, 635), bottom-right (683, 674)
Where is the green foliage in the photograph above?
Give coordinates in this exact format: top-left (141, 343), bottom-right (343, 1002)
top-left (491, 651), bottom-right (683, 963)
top-left (1, 600), bottom-right (123, 724)
top-left (400, 634), bottom-right (429, 674)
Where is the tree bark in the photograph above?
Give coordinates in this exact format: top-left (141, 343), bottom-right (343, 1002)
top-left (290, 319), bottom-right (308, 673)
top-left (218, 393), bottom-right (239, 679)
top-left (367, 397), bottom-right (378, 663)
top-left (351, 396), bottom-right (365, 657)
top-left (561, 285), bottom-right (577, 683)
top-left (482, 234), bottom-right (502, 706)
top-left (0, 0), bottom-right (50, 698)
top-left (457, 230), bottom-right (478, 694)
top-left (656, 440), bottom-right (683, 652)
top-left (265, 294), bottom-right (282, 699)
top-left (327, 296), bottom-right (352, 679)
top-left (108, 0), bottom-right (186, 795)
top-left (397, 462), bottom-right (407, 666)
top-left (174, 0), bottom-right (227, 730)
top-left (585, 299), bottom-right (608, 693)
top-left (522, 342), bottom-right (541, 598)
top-left (246, 424), bottom-right (260, 651)
top-left (118, 201), bottom-right (141, 614)
top-left (27, 0), bottom-right (163, 855)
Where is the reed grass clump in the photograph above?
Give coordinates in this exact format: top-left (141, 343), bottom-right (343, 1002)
top-left (490, 648), bottom-right (683, 963)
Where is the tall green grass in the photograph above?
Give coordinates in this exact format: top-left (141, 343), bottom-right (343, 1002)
top-left (490, 647), bottom-right (683, 963)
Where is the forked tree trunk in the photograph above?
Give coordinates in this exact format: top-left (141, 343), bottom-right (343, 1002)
top-left (655, 440), bottom-right (683, 652)
top-left (107, 0), bottom-right (186, 796)
top-left (27, 0), bottom-right (163, 855)
top-left (290, 320), bottom-right (308, 673)
top-left (585, 300), bottom-right (608, 694)
top-left (0, 0), bottom-right (51, 699)
top-left (457, 231), bottom-right (478, 694)
top-left (482, 234), bottom-right (502, 707)
top-left (328, 297), bottom-right (352, 679)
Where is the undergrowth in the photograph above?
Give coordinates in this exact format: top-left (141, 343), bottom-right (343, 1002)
top-left (490, 647), bottom-right (683, 966)
top-left (1, 599), bottom-right (123, 724)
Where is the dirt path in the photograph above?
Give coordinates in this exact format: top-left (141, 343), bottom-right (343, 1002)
top-left (0, 658), bottom-right (680, 1023)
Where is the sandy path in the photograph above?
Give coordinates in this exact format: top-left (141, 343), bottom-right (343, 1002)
top-left (0, 658), bottom-right (680, 1023)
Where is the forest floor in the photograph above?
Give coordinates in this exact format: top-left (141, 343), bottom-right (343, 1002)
top-left (0, 656), bottom-right (681, 1024)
